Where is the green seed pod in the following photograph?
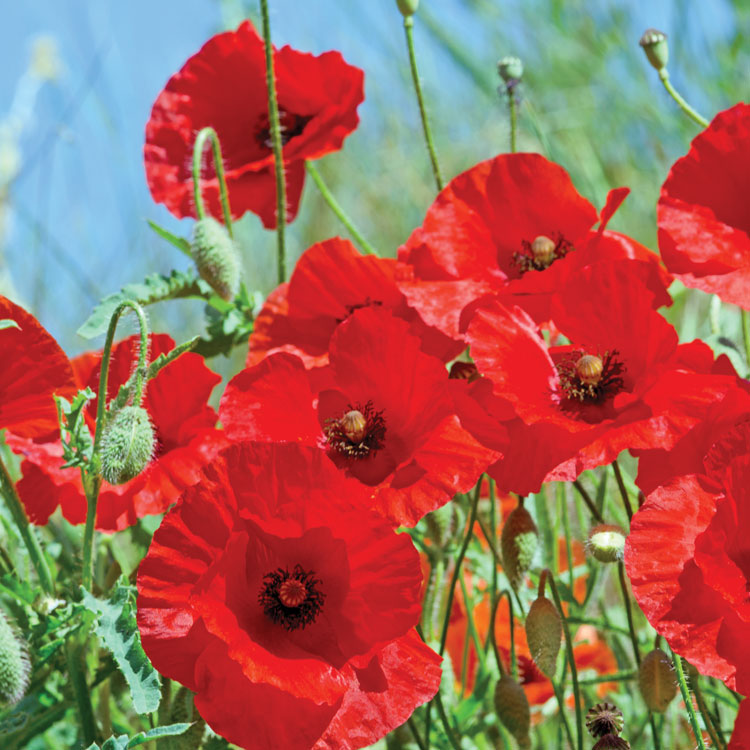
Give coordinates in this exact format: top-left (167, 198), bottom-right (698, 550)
top-left (525, 596), bottom-right (562, 677)
top-left (0, 609), bottom-right (30, 707)
top-left (100, 405), bottom-right (155, 485)
top-left (592, 735), bottom-right (630, 750)
top-left (396, 0), bottom-right (419, 16)
top-left (190, 217), bottom-right (241, 301)
top-left (501, 502), bottom-right (538, 589)
top-left (494, 675), bottom-right (530, 747)
top-left (587, 524), bottom-right (627, 564)
top-left (638, 648), bottom-right (677, 713)
top-left (639, 28), bottom-right (669, 71)
top-left (497, 56), bottom-right (524, 83)
top-left (586, 702), bottom-right (624, 738)
top-left (164, 686), bottom-right (205, 750)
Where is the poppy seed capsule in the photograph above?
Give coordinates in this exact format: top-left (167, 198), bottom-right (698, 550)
top-left (638, 648), bottom-right (677, 712)
top-left (586, 702), bottom-right (624, 738)
top-left (494, 675), bottom-right (531, 747)
top-left (587, 524), bottom-right (627, 564)
top-left (0, 609), bottom-right (30, 707)
top-left (530, 235), bottom-right (556, 267)
top-left (396, 0), bottom-right (419, 16)
top-left (100, 405), bottom-right (155, 485)
top-left (497, 56), bottom-right (524, 83)
top-left (576, 354), bottom-right (604, 386)
top-left (501, 503), bottom-right (538, 589)
top-left (340, 409), bottom-right (367, 444)
top-left (639, 28), bottom-right (669, 71)
top-left (190, 217), bottom-right (241, 301)
top-left (592, 735), bottom-right (630, 750)
top-left (525, 596), bottom-right (562, 677)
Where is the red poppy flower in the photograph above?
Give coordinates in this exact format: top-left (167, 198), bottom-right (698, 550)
top-left (8, 334), bottom-right (225, 532)
top-left (626, 420), bottom-right (750, 693)
top-left (247, 237), bottom-right (462, 368)
top-left (0, 296), bottom-right (76, 439)
top-left (145, 21), bottom-right (364, 229)
top-left (731, 700), bottom-right (750, 750)
top-left (397, 153), bottom-right (669, 341)
top-left (658, 103), bottom-right (750, 307)
top-left (137, 442), bottom-right (441, 750)
top-left (222, 306), bottom-right (500, 526)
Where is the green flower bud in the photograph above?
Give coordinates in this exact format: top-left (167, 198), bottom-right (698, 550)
top-left (587, 523), bottom-right (627, 564)
top-left (164, 686), bottom-right (205, 750)
top-left (525, 596), bottom-right (562, 677)
top-left (638, 648), bottom-right (677, 713)
top-left (190, 217), bottom-right (241, 301)
top-left (497, 56), bottom-right (524, 84)
top-left (501, 501), bottom-right (538, 590)
top-left (494, 675), bottom-right (530, 747)
top-left (100, 405), bottom-right (155, 485)
top-left (396, 0), bottom-right (419, 16)
top-left (639, 29), bottom-right (669, 71)
top-left (0, 609), bottom-right (30, 707)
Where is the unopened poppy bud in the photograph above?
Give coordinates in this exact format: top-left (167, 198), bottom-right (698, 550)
top-left (501, 501), bottom-right (538, 589)
top-left (0, 609), bottom-right (30, 706)
top-left (165, 686), bottom-right (206, 750)
top-left (425, 500), bottom-right (462, 547)
top-left (494, 675), bottom-right (530, 746)
top-left (396, 0), bottom-right (419, 16)
top-left (497, 56), bottom-right (523, 84)
top-left (592, 735), bottom-right (630, 750)
top-left (576, 354), bottom-right (604, 386)
top-left (190, 217), bottom-right (241, 301)
top-left (526, 596), bottom-right (562, 677)
top-left (586, 702), bottom-right (624, 738)
top-left (639, 28), bottom-right (669, 71)
top-left (100, 405), bottom-right (155, 485)
top-left (587, 524), bottom-right (627, 563)
top-left (638, 648), bottom-right (677, 712)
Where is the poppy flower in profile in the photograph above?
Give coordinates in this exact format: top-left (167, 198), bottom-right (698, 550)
top-left (658, 103), bottom-right (750, 307)
top-left (221, 306), bottom-right (501, 526)
top-left (247, 237), bottom-right (462, 368)
top-left (8, 334), bottom-right (225, 532)
top-left (626, 420), bottom-right (750, 696)
top-left (145, 21), bottom-right (364, 229)
top-left (0, 296), bottom-right (76, 439)
top-left (137, 442), bottom-right (441, 750)
top-left (397, 153), bottom-right (669, 341)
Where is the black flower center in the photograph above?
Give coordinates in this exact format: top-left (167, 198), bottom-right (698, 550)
top-left (556, 350), bottom-right (625, 404)
top-left (324, 401), bottom-right (386, 459)
top-left (513, 232), bottom-right (574, 273)
top-left (255, 110), bottom-right (312, 150)
top-left (335, 298), bottom-right (384, 324)
top-left (258, 564), bottom-right (325, 631)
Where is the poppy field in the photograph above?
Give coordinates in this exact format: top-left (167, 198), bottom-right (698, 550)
top-left (1, 1), bottom-right (749, 748)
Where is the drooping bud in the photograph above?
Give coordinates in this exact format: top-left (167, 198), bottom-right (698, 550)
top-left (592, 735), bottom-right (630, 750)
top-left (501, 500), bottom-right (538, 589)
top-left (638, 648), bottom-right (677, 712)
top-left (100, 405), bottom-right (155, 485)
top-left (639, 29), bottom-right (669, 71)
top-left (587, 524), bottom-right (627, 564)
top-left (340, 409), bottom-right (367, 444)
top-left (530, 235), bottom-right (556, 267)
top-left (494, 675), bottom-right (531, 747)
top-left (586, 702), bottom-right (624, 738)
top-left (497, 56), bottom-right (524, 84)
top-left (525, 596), bottom-right (562, 677)
top-left (164, 686), bottom-right (206, 750)
top-left (0, 609), bottom-right (30, 707)
top-left (190, 217), bottom-right (241, 301)
top-left (424, 500), bottom-right (463, 548)
top-left (396, 0), bottom-right (419, 16)
top-left (576, 354), bottom-right (604, 386)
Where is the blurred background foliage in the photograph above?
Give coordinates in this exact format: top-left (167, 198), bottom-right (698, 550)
top-left (0, 0), bottom-right (748, 375)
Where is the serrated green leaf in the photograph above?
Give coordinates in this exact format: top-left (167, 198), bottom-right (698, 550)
top-left (147, 220), bottom-right (192, 258)
top-left (0, 319), bottom-right (20, 330)
top-left (81, 583), bottom-right (161, 714)
top-left (55, 388), bottom-right (96, 469)
top-left (127, 723), bottom-right (192, 747)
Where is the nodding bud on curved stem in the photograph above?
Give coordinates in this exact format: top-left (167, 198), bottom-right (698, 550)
top-left (191, 217), bottom-right (241, 301)
top-left (191, 126), bottom-right (234, 236)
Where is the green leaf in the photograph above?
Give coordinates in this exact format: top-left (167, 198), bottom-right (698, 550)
top-left (147, 220), bottom-right (192, 258)
top-left (55, 388), bottom-right (96, 469)
top-left (77, 270), bottom-right (212, 339)
top-left (0, 319), bottom-right (20, 330)
top-left (80, 581), bottom-right (161, 714)
top-left (85, 724), bottom-right (192, 750)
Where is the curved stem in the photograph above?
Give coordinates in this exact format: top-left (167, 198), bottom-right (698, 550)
top-left (657, 69), bottom-right (710, 128)
top-left (192, 126), bottom-right (233, 237)
top-left (489, 589), bottom-right (515, 679)
top-left (671, 646), bottom-right (708, 750)
top-left (612, 459), bottom-right (634, 522)
top-left (305, 162), bottom-right (379, 256)
top-left (259, 0), bottom-right (287, 283)
top-left (0, 454), bottom-right (55, 595)
top-left (403, 17), bottom-right (444, 192)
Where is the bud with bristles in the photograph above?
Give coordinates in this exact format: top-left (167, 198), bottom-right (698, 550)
top-left (592, 735), bottom-right (630, 750)
top-left (587, 524), bottom-right (627, 564)
top-left (638, 648), bottom-right (677, 712)
top-left (525, 596), bottom-right (562, 677)
top-left (497, 56), bottom-right (523, 84)
top-left (639, 28), bottom-right (669, 71)
top-left (0, 609), bottom-right (30, 707)
top-left (164, 686), bottom-right (205, 750)
top-left (586, 702), bottom-right (624, 738)
top-left (494, 675), bottom-right (530, 747)
top-left (190, 217), bottom-right (241, 301)
top-left (424, 500), bottom-right (462, 548)
top-left (501, 501), bottom-right (538, 589)
top-left (100, 405), bottom-right (155, 485)
top-left (396, 0), bottom-right (419, 16)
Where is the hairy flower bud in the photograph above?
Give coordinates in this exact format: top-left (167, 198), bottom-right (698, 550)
top-left (639, 28), bottom-right (669, 71)
top-left (164, 686), bottom-right (206, 750)
top-left (497, 56), bottom-right (523, 84)
top-left (0, 609), bottom-right (30, 707)
top-left (191, 217), bottom-right (241, 301)
top-left (638, 648), bottom-right (677, 712)
top-left (501, 502), bottom-right (538, 589)
top-left (587, 524), bottom-right (627, 563)
top-left (396, 0), bottom-right (419, 16)
top-left (525, 596), bottom-right (562, 677)
top-left (494, 675), bottom-right (530, 747)
top-left (100, 405), bottom-right (155, 485)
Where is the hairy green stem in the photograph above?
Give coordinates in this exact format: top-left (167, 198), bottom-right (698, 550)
top-left (406, 715), bottom-right (428, 750)
top-left (694, 679), bottom-right (727, 750)
top-left (191, 126), bottom-right (234, 236)
top-left (657, 69), bottom-right (710, 128)
top-left (489, 589), bottom-right (515, 678)
top-left (66, 638), bottom-right (99, 745)
top-left (403, 16), bottom-right (444, 191)
top-left (259, 0), bottom-right (287, 283)
top-left (616, 562), bottom-right (641, 667)
top-left (671, 646), bottom-right (708, 750)
top-left (434, 691), bottom-right (462, 750)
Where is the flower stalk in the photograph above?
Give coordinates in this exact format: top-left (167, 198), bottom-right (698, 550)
top-left (191, 126), bottom-right (234, 236)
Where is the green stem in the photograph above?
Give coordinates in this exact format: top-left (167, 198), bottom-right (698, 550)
top-left (578, 670), bottom-right (637, 685)
top-left (507, 88), bottom-right (518, 153)
top-left (694, 679), bottom-right (727, 750)
top-left (617, 562), bottom-right (641, 667)
top-left (572, 479), bottom-right (604, 523)
top-left (0, 455), bottom-right (55, 595)
top-left (66, 638), bottom-right (99, 745)
top-left (657, 69), bottom-right (710, 128)
top-left (403, 16), bottom-right (444, 191)
top-left (434, 691), bottom-right (462, 750)
top-left (191, 126), bottom-right (234, 236)
top-left (407, 716), bottom-right (428, 750)
top-left (612, 459), bottom-right (634, 522)
top-left (560, 484), bottom-right (575, 594)
top-left (489, 589), bottom-right (515, 678)
top-left (304, 162), bottom-right (379, 256)
top-left (551, 679), bottom-right (576, 749)
top-left (742, 309), bottom-right (750, 372)
top-left (259, 0), bottom-right (287, 283)
top-left (671, 646), bottom-right (708, 750)
top-left (546, 571), bottom-right (583, 750)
